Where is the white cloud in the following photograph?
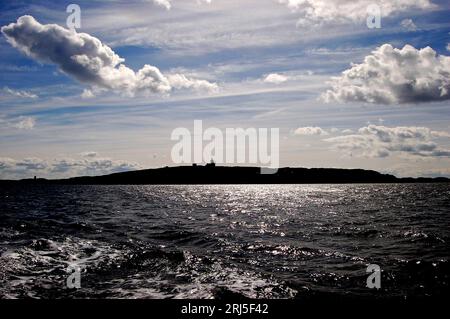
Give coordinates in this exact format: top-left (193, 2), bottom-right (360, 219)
top-left (1, 16), bottom-right (217, 97)
top-left (447, 43), bottom-right (450, 52)
top-left (81, 89), bottom-right (95, 99)
top-left (152, 0), bottom-right (172, 10)
top-left (277, 0), bottom-right (435, 27)
top-left (0, 157), bottom-right (47, 173)
top-left (0, 154), bottom-right (141, 179)
top-left (2, 87), bottom-right (38, 99)
top-left (166, 73), bottom-right (219, 92)
top-left (323, 44), bottom-right (450, 104)
top-left (0, 116), bottom-right (36, 130)
top-left (324, 125), bottom-right (450, 158)
top-left (13, 117), bottom-right (36, 130)
top-left (329, 128), bottom-right (339, 133)
top-left (263, 73), bottom-right (289, 84)
top-left (400, 18), bottom-right (417, 31)
top-left (294, 126), bottom-right (329, 136)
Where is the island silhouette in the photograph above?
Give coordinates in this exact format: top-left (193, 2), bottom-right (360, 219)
top-left (1, 164), bottom-right (448, 184)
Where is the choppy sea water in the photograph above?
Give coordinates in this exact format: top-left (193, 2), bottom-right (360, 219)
top-left (0, 184), bottom-right (449, 299)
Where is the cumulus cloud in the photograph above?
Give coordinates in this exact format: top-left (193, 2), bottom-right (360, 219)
top-left (2, 86), bottom-right (37, 99)
top-left (447, 43), bottom-right (450, 52)
top-left (1, 16), bottom-right (217, 97)
top-left (13, 117), bottom-right (36, 130)
top-left (294, 126), bottom-right (329, 136)
top-left (277, 0), bottom-right (435, 27)
top-left (263, 73), bottom-right (289, 84)
top-left (329, 128), bottom-right (340, 133)
top-left (0, 116), bottom-right (36, 130)
top-left (324, 125), bottom-right (450, 158)
top-left (14, 157), bottom-right (48, 171)
top-left (166, 73), bottom-right (218, 92)
top-left (400, 18), bottom-right (417, 31)
top-left (0, 154), bottom-right (141, 179)
top-left (323, 44), bottom-right (450, 104)
top-left (152, 0), bottom-right (172, 10)
top-left (81, 89), bottom-right (95, 99)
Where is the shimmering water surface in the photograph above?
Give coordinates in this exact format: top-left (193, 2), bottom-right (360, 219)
top-left (0, 184), bottom-right (449, 299)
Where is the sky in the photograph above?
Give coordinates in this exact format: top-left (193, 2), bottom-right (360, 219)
top-left (0, 0), bottom-right (449, 179)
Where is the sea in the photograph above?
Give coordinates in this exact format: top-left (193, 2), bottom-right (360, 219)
top-left (0, 184), bottom-right (449, 299)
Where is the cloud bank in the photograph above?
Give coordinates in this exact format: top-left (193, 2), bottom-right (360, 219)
top-left (0, 153), bottom-right (141, 179)
top-left (1, 16), bottom-right (217, 97)
top-left (323, 44), bottom-right (450, 104)
top-left (324, 125), bottom-right (450, 158)
top-left (277, 0), bottom-right (435, 27)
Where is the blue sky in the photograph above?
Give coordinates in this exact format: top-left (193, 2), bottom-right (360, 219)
top-left (0, 0), bottom-right (449, 179)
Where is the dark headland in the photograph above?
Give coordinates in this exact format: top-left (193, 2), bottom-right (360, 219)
top-left (1, 164), bottom-right (449, 185)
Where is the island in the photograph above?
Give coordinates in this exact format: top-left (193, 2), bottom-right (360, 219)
top-left (1, 164), bottom-right (448, 185)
